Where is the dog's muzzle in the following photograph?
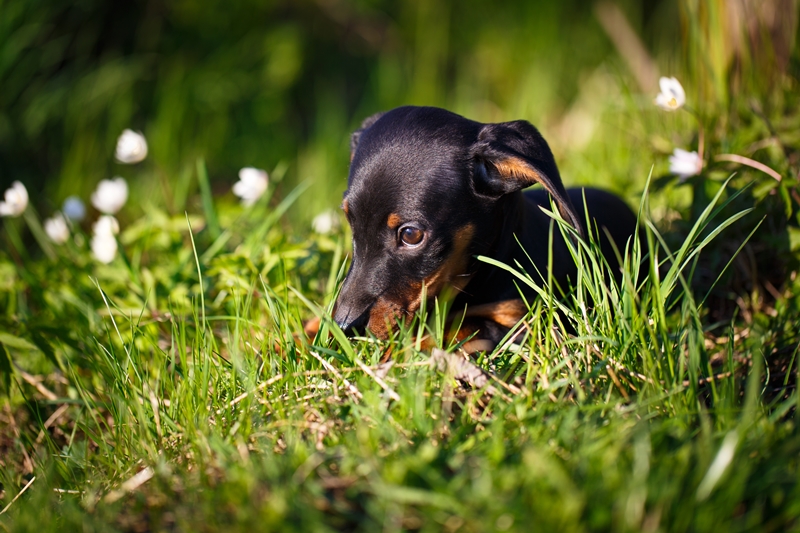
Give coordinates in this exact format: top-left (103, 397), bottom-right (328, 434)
top-left (333, 303), bottom-right (372, 336)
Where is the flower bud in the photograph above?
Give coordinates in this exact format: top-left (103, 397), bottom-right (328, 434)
top-left (232, 167), bottom-right (269, 206)
top-left (91, 177), bottom-right (128, 214)
top-left (44, 213), bottom-right (70, 244)
top-left (0, 181), bottom-right (29, 218)
top-left (115, 129), bottom-right (148, 164)
top-left (62, 196), bottom-right (86, 221)
top-left (669, 148), bottom-right (703, 180)
top-left (655, 77), bottom-right (686, 111)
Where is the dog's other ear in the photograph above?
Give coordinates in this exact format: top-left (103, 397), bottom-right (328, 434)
top-left (350, 111), bottom-right (385, 161)
top-left (472, 120), bottom-right (585, 238)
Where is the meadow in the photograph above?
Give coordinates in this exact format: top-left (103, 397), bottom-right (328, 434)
top-left (1, 1), bottom-right (799, 531)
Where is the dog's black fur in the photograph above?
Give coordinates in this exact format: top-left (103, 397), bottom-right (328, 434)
top-left (333, 106), bottom-right (640, 347)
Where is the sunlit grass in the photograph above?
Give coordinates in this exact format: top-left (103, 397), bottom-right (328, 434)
top-left (1, 164), bottom-right (798, 531)
top-left (2, 1), bottom-right (800, 529)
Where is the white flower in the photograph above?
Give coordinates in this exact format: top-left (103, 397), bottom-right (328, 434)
top-left (91, 215), bottom-right (120, 263)
top-left (654, 76), bottom-right (686, 111)
top-left (91, 177), bottom-right (128, 214)
top-left (91, 233), bottom-right (118, 264)
top-left (44, 213), bottom-right (70, 244)
top-left (232, 167), bottom-right (269, 206)
top-left (115, 129), bottom-right (148, 164)
top-left (669, 148), bottom-right (703, 179)
top-left (62, 196), bottom-right (86, 221)
top-left (311, 209), bottom-right (340, 234)
top-left (93, 215), bottom-right (120, 237)
top-left (0, 181), bottom-right (29, 217)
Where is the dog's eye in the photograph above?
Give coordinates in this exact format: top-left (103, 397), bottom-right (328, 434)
top-left (399, 226), bottom-right (424, 247)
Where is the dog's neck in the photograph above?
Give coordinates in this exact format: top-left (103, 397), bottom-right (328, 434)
top-left (454, 193), bottom-right (526, 306)
top-left (456, 190), bottom-right (575, 307)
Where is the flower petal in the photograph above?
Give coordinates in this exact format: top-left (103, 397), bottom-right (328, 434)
top-left (115, 129), bottom-right (148, 164)
top-left (62, 196), bottom-right (86, 221)
top-left (655, 76), bottom-right (685, 111)
top-left (91, 233), bottom-right (118, 263)
top-left (93, 215), bottom-right (120, 237)
top-left (91, 177), bottom-right (129, 214)
top-left (45, 213), bottom-right (70, 244)
top-left (233, 167), bottom-right (269, 206)
top-left (669, 148), bottom-right (702, 179)
top-left (0, 181), bottom-right (29, 217)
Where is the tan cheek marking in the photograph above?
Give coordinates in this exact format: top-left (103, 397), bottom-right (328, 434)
top-left (387, 213), bottom-right (402, 229)
top-left (342, 199), bottom-right (350, 217)
top-left (363, 224), bottom-right (476, 339)
top-left (366, 281), bottom-right (423, 339)
top-left (418, 224), bottom-right (476, 303)
top-left (366, 299), bottom-right (393, 339)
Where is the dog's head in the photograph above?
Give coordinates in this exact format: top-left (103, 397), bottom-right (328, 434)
top-left (333, 106), bottom-right (582, 338)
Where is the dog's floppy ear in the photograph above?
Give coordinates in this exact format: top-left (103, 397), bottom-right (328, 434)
top-left (350, 111), bottom-right (385, 161)
top-left (472, 120), bottom-right (585, 238)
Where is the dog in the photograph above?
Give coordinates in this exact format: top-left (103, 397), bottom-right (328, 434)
top-left (328, 105), bottom-right (641, 351)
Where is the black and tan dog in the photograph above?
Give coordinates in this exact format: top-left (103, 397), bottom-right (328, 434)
top-left (328, 105), bottom-right (640, 350)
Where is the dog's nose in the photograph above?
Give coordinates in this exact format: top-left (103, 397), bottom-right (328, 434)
top-left (333, 304), bottom-right (372, 336)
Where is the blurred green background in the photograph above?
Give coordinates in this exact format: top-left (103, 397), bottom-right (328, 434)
top-left (1, 0), bottom-right (798, 224)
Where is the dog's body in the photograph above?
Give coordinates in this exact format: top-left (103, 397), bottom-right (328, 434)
top-left (332, 106), bottom-right (640, 348)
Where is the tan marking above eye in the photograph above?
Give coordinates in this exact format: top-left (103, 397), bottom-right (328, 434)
top-left (342, 199), bottom-right (350, 216)
top-left (387, 213), bottom-right (401, 229)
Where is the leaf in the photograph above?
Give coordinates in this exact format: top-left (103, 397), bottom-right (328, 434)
top-left (28, 329), bottom-right (59, 368)
top-left (0, 332), bottom-right (42, 352)
top-left (0, 344), bottom-right (12, 392)
top-left (197, 158), bottom-right (221, 240)
top-left (430, 348), bottom-right (491, 389)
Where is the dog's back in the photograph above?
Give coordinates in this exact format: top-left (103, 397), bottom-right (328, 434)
top-left (526, 187), bottom-right (642, 284)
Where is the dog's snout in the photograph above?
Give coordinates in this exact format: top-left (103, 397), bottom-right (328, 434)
top-left (333, 303), bottom-right (372, 336)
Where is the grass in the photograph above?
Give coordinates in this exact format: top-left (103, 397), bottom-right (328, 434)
top-left (1, 162), bottom-right (798, 531)
top-left (2, 1), bottom-right (800, 530)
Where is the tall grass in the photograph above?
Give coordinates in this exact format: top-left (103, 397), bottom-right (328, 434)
top-left (1, 170), bottom-right (798, 530)
top-left (2, 0), bottom-right (800, 530)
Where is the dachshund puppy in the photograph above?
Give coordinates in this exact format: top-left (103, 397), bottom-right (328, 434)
top-left (331, 106), bottom-right (641, 350)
